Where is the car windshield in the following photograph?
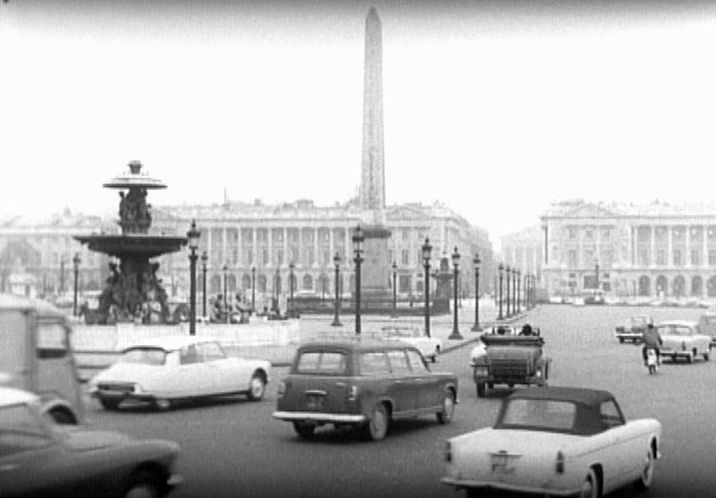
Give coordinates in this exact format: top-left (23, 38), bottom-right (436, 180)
top-left (499, 399), bottom-right (577, 432)
top-left (295, 351), bottom-right (348, 375)
top-left (657, 325), bottom-right (694, 336)
top-left (119, 347), bottom-right (167, 366)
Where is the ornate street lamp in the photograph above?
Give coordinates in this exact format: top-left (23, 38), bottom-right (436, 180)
top-left (251, 265), bottom-right (256, 314)
top-left (506, 265), bottom-right (512, 318)
top-left (72, 253), bottom-right (81, 316)
top-left (200, 250), bottom-right (208, 318)
top-left (222, 262), bottom-right (229, 323)
top-left (274, 268), bottom-right (281, 315)
top-left (59, 257), bottom-right (66, 295)
top-left (288, 262), bottom-right (295, 318)
top-left (352, 226), bottom-right (365, 335)
top-left (422, 238), bottom-right (433, 338)
top-left (498, 263), bottom-right (504, 320)
top-left (515, 269), bottom-right (520, 314)
top-left (187, 220), bottom-right (200, 335)
top-left (331, 252), bottom-right (342, 327)
top-left (448, 247), bottom-right (463, 340)
top-left (391, 261), bottom-right (398, 318)
top-left (471, 253), bottom-right (482, 332)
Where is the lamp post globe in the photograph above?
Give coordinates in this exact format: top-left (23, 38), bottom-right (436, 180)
top-left (200, 250), bottom-right (208, 319)
top-left (331, 252), bottom-right (343, 327)
top-left (471, 253), bottom-right (482, 332)
top-left (422, 238), bottom-right (433, 338)
top-left (352, 226), bottom-right (365, 336)
top-left (448, 247), bottom-right (463, 340)
top-left (186, 220), bottom-right (201, 335)
top-left (72, 253), bottom-right (81, 316)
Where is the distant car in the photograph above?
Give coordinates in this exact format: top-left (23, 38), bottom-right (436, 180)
top-left (0, 386), bottom-right (181, 498)
top-left (656, 321), bottom-right (711, 363)
top-left (88, 335), bottom-right (271, 411)
top-left (614, 315), bottom-right (652, 344)
top-left (697, 312), bottom-right (716, 348)
top-left (442, 386), bottom-right (662, 498)
top-left (381, 325), bottom-right (443, 362)
top-left (273, 339), bottom-right (458, 441)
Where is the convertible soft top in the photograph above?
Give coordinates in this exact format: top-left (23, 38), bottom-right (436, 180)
top-left (507, 386), bottom-right (614, 406)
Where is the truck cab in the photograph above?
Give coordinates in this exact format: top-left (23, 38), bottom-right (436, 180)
top-left (0, 293), bottom-right (85, 424)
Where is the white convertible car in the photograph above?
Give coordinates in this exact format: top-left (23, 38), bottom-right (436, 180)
top-left (88, 335), bottom-right (271, 411)
top-left (381, 325), bottom-right (443, 362)
top-left (442, 387), bottom-right (661, 498)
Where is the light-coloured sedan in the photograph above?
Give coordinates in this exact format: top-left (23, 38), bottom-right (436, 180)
top-left (656, 320), bottom-right (711, 363)
top-left (381, 325), bottom-right (443, 362)
top-left (442, 387), bottom-right (661, 498)
top-left (88, 335), bottom-right (271, 411)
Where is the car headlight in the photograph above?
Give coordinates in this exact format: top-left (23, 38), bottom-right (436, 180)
top-left (474, 366), bottom-right (489, 376)
top-left (133, 384), bottom-right (143, 394)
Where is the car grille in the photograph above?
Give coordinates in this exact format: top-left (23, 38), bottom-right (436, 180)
top-left (98, 382), bottom-right (135, 393)
top-left (488, 358), bottom-right (530, 379)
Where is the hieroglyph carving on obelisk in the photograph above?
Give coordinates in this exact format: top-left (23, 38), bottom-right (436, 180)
top-left (359, 6), bottom-right (386, 226)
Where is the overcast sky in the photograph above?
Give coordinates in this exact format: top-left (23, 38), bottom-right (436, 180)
top-left (1, 0), bottom-right (714, 245)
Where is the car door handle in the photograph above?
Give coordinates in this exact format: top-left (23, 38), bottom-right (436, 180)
top-left (0, 464), bottom-right (18, 472)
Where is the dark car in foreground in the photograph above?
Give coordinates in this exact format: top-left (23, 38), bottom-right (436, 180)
top-left (273, 338), bottom-right (458, 441)
top-left (0, 386), bottom-right (181, 498)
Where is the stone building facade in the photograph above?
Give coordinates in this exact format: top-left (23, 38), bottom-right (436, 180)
top-left (500, 225), bottom-right (543, 280)
top-left (540, 200), bottom-right (716, 300)
top-left (1, 200), bottom-right (493, 306)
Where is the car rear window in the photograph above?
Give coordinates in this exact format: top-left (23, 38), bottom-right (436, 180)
top-left (296, 351), bottom-right (348, 375)
top-left (120, 348), bottom-right (167, 366)
top-left (657, 325), bottom-right (693, 336)
top-left (499, 399), bottom-right (576, 432)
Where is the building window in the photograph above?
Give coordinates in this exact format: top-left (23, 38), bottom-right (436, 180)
top-left (673, 250), bottom-right (682, 266)
top-left (709, 249), bottom-right (716, 266)
top-left (691, 250), bottom-right (700, 266)
top-left (401, 250), bottom-right (410, 266)
top-left (585, 229), bottom-right (593, 240)
top-left (398, 275), bottom-right (410, 293)
top-left (402, 229), bottom-right (409, 240)
top-left (656, 250), bottom-right (666, 266)
top-left (601, 228), bottom-right (611, 240)
top-left (569, 250), bottom-right (577, 268)
top-left (262, 249), bottom-right (268, 266)
top-left (569, 228), bottom-right (577, 240)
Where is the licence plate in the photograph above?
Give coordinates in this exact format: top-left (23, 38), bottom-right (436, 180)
top-left (490, 452), bottom-right (518, 475)
top-left (306, 395), bottom-right (324, 410)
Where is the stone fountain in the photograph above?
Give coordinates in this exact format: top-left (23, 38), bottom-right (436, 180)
top-left (75, 161), bottom-right (187, 324)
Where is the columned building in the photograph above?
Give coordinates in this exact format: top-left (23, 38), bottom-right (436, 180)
top-left (501, 225), bottom-right (543, 281)
top-left (540, 200), bottom-right (716, 300)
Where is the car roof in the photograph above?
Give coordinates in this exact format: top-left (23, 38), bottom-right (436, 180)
top-left (297, 337), bottom-right (418, 352)
top-left (0, 386), bottom-right (38, 407)
top-left (657, 320), bottom-right (697, 327)
top-left (123, 334), bottom-right (219, 352)
top-left (507, 386), bottom-right (614, 406)
top-left (0, 293), bottom-right (67, 319)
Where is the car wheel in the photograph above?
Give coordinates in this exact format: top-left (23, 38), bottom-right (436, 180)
top-left (436, 390), bottom-right (455, 424)
top-left (476, 382), bottom-right (487, 398)
top-left (619, 337), bottom-right (625, 343)
top-left (579, 468), bottom-right (599, 498)
top-left (49, 408), bottom-right (77, 424)
top-left (704, 352), bottom-right (710, 361)
top-left (365, 403), bottom-right (389, 441)
top-left (153, 398), bottom-right (172, 411)
top-left (246, 374), bottom-right (266, 401)
top-left (99, 398), bottom-right (121, 411)
top-left (686, 352), bottom-right (693, 363)
top-left (293, 421), bottom-right (316, 439)
top-left (635, 450), bottom-right (655, 490)
top-left (125, 471), bottom-right (162, 498)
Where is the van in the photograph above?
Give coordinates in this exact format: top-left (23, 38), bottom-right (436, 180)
top-left (0, 293), bottom-right (85, 424)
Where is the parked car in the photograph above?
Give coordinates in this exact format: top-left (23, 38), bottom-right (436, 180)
top-left (0, 293), bottom-right (85, 424)
top-left (380, 325), bottom-right (443, 362)
top-left (471, 327), bottom-right (550, 398)
top-left (273, 338), bottom-right (458, 441)
top-left (88, 335), bottom-right (271, 411)
top-left (614, 315), bottom-right (652, 344)
top-left (442, 386), bottom-right (661, 498)
top-left (698, 311), bottom-right (716, 348)
top-left (0, 386), bottom-right (181, 498)
top-left (656, 320), bottom-right (711, 363)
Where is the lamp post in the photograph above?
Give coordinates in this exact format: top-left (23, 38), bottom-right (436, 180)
top-left (72, 253), bottom-right (81, 316)
top-left (506, 265), bottom-right (512, 318)
top-left (288, 262), bottom-right (295, 318)
top-left (422, 238), bottom-right (433, 338)
top-left (498, 263), bottom-right (504, 320)
top-left (352, 226), bottom-right (365, 336)
top-left (187, 220), bottom-right (200, 335)
top-left (274, 268), bottom-right (281, 314)
top-left (59, 258), bottom-right (66, 296)
top-left (391, 261), bottom-right (398, 318)
top-left (471, 253), bottom-right (482, 332)
top-left (523, 272), bottom-right (529, 310)
top-left (516, 269), bottom-right (521, 314)
top-left (251, 266), bottom-right (256, 314)
top-left (200, 251), bottom-right (208, 318)
top-left (222, 262), bottom-right (229, 323)
top-left (595, 262), bottom-right (600, 291)
top-left (449, 247), bottom-right (463, 340)
top-left (331, 252), bottom-right (342, 327)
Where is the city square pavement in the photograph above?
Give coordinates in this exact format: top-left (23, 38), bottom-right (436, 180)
top-left (242, 298), bottom-right (529, 365)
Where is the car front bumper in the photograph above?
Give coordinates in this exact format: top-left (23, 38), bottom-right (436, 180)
top-left (272, 411), bottom-right (367, 424)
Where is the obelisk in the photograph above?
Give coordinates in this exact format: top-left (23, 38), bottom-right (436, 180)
top-left (357, 6), bottom-right (392, 306)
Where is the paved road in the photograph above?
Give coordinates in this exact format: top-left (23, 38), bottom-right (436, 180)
top-left (87, 305), bottom-right (716, 498)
